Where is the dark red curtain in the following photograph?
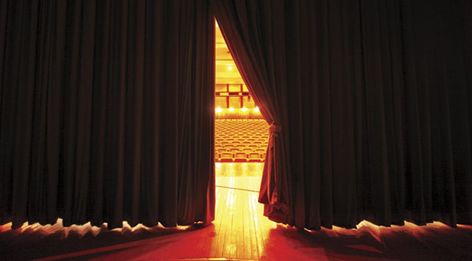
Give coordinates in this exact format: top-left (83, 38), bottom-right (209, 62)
top-left (0, 0), bottom-right (215, 229)
top-left (212, 0), bottom-right (291, 223)
top-left (213, 0), bottom-right (472, 228)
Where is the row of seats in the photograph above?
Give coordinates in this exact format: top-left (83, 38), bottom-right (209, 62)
top-left (216, 151), bottom-right (267, 162)
top-left (215, 119), bottom-right (269, 162)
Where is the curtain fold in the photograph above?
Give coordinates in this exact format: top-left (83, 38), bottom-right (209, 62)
top-left (213, 0), bottom-right (472, 228)
top-left (213, 0), bottom-right (292, 223)
top-left (0, 0), bottom-right (215, 229)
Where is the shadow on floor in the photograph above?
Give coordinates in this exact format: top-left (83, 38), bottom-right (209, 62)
top-left (262, 222), bottom-right (472, 261)
top-left (0, 221), bottom-right (213, 260)
top-left (1, 220), bottom-right (472, 260)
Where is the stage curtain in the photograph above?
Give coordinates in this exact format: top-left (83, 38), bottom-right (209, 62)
top-left (212, 0), bottom-right (291, 223)
top-left (0, 0), bottom-right (215, 229)
top-left (213, 0), bottom-right (471, 228)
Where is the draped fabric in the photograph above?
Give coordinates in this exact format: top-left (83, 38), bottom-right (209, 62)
top-left (0, 0), bottom-right (215, 229)
top-left (213, 0), bottom-right (472, 229)
top-left (212, 1), bottom-right (291, 223)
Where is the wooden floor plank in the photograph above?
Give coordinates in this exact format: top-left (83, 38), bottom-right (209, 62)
top-left (2, 165), bottom-right (471, 260)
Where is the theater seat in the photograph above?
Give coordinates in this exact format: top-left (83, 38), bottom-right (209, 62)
top-left (215, 119), bottom-right (269, 162)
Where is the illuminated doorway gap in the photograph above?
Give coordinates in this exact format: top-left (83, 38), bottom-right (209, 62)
top-left (214, 19), bottom-right (269, 192)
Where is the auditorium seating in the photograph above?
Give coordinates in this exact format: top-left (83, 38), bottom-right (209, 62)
top-left (215, 119), bottom-right (269, 162)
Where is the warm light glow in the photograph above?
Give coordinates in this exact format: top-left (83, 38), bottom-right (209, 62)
top-left (215, 162), bottom-right (264, 177)
top-left (2, 170), bottom-right (470, 261)
top-left (215, 20), bottom-right (262, 120)
top-left (214, 107), bottom-right (262, 119)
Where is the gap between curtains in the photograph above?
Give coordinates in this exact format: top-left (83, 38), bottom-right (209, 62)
top-left (0, 0), bottom-right (470, 232)
top-left (212, 0), bottom-right (292, 224)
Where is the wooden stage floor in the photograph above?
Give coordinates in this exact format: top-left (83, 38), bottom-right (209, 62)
top-left (1, 163), bottom-right (472, 260)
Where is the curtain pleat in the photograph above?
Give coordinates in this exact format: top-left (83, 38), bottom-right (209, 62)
top-left (0, 0), bottom-right (214, 229)
top-left (213, 0), bottom-right (293, 224)
top-left (214, 0), bottom-right (472, 228)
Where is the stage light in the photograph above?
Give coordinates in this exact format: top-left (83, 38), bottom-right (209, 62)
top-left (227, 65), bottom-right (233, 71)
top-left (215, 107), bottom-right (223, 113)
top-left (253, 106), bottom-right (260, 113)
top-left (229, 107), bottom-right (235, 112)
top-left (241, 107), bottom-right (248, 112)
